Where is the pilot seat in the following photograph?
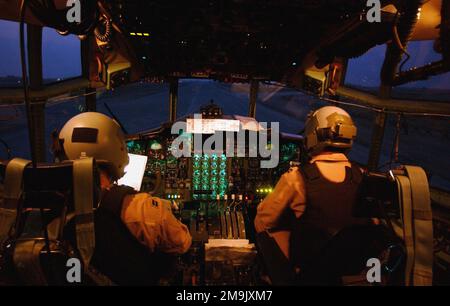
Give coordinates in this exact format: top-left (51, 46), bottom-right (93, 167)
top-left (0, 157), bottom-right (171, 286)
top-left (256, 165), bottom-right (433, 286)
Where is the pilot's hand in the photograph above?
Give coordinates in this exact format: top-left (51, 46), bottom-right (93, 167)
top-left (266, 230), bottom-right (291, 260)
top-left (170, 200), bottom-right (180, 211)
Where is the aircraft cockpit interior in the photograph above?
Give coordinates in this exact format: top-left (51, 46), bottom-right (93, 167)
top-left (0, 0), bottom-right (449, 290)
top-left (115, 101), bottom-right (305, 285)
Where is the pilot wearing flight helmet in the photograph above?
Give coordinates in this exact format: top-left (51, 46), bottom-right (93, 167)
top-left (254, 106), bottom-right (372, 267)
top-left (58, 112), bottom-right (192, 284)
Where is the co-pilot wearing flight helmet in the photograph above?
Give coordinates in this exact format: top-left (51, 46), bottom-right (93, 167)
top-left (254, 106), bottom-right (373, 269)
top-left (58, 112), bottom-right (192, 284)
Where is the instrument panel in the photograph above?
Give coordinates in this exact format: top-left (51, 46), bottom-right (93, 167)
top-left (125, 123), bottom-right (302, 203)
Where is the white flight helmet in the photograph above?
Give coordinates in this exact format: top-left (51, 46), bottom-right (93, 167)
top-left (59, 112), bottom-right (129, 181)
top-left (304, 106), bottom-right (357, 156)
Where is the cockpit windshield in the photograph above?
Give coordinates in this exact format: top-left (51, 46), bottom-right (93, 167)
top-left (1, 78), bottom-right (449, 192)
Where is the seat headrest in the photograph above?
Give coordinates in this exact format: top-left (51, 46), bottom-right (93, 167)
top-left (0, 159), bottom-right (100, 209)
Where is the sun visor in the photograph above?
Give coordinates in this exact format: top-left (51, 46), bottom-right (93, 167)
top-left (336, 124), bottom-right (357, 139)
top-left (71, 128), bottom-right (99, 143)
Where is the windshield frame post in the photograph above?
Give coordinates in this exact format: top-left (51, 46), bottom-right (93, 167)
top-left (367, 110), bottom-right (388, 171)
top-left (81, 35), bottom-right (96, 111)
top-left (27, 23), bottom-right (46, 163)
top-left (248, 79), bottom-right (259, 118)
top-left (367, 85), bottom-right (390, 171)
top-left (84, 87), bottom-right (96, 111)
top-left (169, 77), bottom-right (178, 122)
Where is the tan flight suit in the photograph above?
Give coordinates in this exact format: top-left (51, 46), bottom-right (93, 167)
top-left (254, 152), bottom-right (352, 259)
top-left (121, 193), bottom-right (192, 254)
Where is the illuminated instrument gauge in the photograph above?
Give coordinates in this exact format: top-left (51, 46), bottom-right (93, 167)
top-left (191, 153), bottom-right (228, 199)
top-left (193, 154), bottom-right (201, 162)
top-left (149, 140), bottom-right (162, 151)
top-left (281, 142), bottom-right (299, 162)
top-left (127, 141), bottom-right (137, 151)
top-left (219, 185), bottom-right (226, 194)
top-left (126, 140), bottom-right (145, 154)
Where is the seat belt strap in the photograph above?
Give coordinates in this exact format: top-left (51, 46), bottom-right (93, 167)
top-left (85, 266), bottom-right (116, 286)
top-left (12, 239), bottom-right (48, 285)
top-left (0, 158), bottom-right (30, 246)
top-left (396, 175), bottom-right (414, 286)
top-left (73, 158), bottom-right (96, 270)
top-left (404, 166), bottom-right (433, 286)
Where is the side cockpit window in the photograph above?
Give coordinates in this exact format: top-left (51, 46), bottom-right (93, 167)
top-left (344, 40), bottom-right (450, 192)
top-left (42, 27), bottom-right (81, 84)
top-left (0, 20), bottom-right (22, 88)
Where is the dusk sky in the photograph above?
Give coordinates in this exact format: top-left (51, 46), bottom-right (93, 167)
top-left (345, 40), bottom-right (450, 90)
top-left (0, 20), bottom-right (81, 79)
top-left (0, 19), bottom-right (449, 89)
